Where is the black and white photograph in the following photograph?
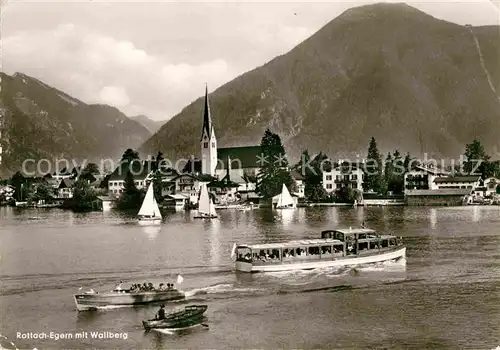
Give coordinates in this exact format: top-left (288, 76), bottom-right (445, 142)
top-left (0, 0), bottom-right (499, 348)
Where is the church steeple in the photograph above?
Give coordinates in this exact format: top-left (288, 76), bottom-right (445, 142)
top-left (200, 84), bottom-right (217, 176)
top-left (201, 84), bottom-right (213, 141)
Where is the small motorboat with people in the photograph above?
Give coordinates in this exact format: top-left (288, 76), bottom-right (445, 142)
top-left (142, 304), bottom-right (208, 331)
top-left (232, 227), bottom-right (406, 272)
top-left (74, 278), bottom-right (185, 311)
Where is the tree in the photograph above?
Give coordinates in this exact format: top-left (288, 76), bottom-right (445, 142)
top-left (463, 140), bottom-right (494, 178)
top-left (80, 163), bottom-right (100, 182)
top-left (70, 178), bottom-right (98, 211)
top-left (121, 148), bottom-right (140, 163)
top-left (363, 137), bottom-right (384, 193)
top-left (387, 150), bottom-right (405, 194)
top-left (154, 151), bottom-right (164, 172)
top-left (33, 183), bottom-right (53, 202)
top-left (151, 171), bottom-right (164, 203)
top-left (117, 171), bottom-right (144, 210)
top-left (256, 129), bottom-right (294, 199)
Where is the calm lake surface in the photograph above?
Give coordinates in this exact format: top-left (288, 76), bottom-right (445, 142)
top-left (0, 205), bottom-right (499, 349)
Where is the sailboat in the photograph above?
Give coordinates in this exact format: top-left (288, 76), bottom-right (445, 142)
top-left (274, 184), bottom-right (296, 209)
top-left (138, 182), bottom-right (162, 225)
top-left (194, 184), bottom-right (217, 219)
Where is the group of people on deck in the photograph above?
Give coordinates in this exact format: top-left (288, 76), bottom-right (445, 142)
top-left (114, 281), bottom-right (175, 293)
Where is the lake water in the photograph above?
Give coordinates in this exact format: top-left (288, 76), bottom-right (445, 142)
top-left (0, 205), bottom-right (499, 349)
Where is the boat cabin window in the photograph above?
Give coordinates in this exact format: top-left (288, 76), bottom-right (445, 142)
top-left (381, 239), bottom-right (389, 248)
top-left (333, 244), bottom-right (343, 253)
top-left (293, 247), bottom-right (307, 257)
top-left (236, 247), bottom-right (252, 262)
top-left (308, 246), bottom-right (320, 255)
top-left (283, 249), bottom-right (296, 257)
top-left (321, 230), bottom-right (344, 240)
top-left (358, 241), bottom-right (369, 250)
top-left (321, 245), bottom-right (332, 254)
top-left (257, 249), bottom-right (281, 261)
top-left (369, 240), bottom-right (380, 249)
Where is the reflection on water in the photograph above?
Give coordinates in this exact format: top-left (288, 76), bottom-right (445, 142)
top-left (472, 205), bottom-right (480, 222)
top-left (141, 225), bottom-right (161, 240)
top-left (277, 209), bottom-right (294, 228)
top-left (430, 208), bottom-right (437, 229)
top-left (356, 205), bottom-right (365, 224)
top-left (207, 219), bottom-right (221, 266)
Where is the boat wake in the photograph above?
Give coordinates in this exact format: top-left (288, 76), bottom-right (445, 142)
top-left (184, 283), bottom-right (263, 299)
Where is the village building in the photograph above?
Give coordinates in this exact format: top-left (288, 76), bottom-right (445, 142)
top-left (322, 160), bottom-right (364, 194)
top-left (404, 165), bottom-right (448, 192)
top-left (108, 160), bottom-right (155, 195)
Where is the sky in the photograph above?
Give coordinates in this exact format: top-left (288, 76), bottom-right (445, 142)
top-left (1, 0), bottom-right (499, 121)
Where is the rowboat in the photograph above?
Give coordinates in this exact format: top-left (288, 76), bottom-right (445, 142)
top-left (142, 305), bottom-right (208, 330)
top-left (74, 286), bottom-right (185, 311)
top-left (232, 227), bottom-right (406, 273)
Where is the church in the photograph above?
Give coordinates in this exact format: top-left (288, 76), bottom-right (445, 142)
top-left (183, 86), bottom-right (263, 192)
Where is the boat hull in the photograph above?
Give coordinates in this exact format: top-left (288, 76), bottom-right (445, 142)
top-left (74, 290), bottom-right (185, 311)
top-left (142, 305), bottom-right (208, 330)
top-left (138, 218), bottom-right (162, 225)
top-left (193, 214), bottom-right (217, 219)
top-left (235, 246), bottom-right (406, 273)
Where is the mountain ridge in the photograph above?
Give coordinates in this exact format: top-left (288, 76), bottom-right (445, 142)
top-left (0, 72), bottom-right (151, 176)
top-left (140, 3), bottom-right (500, 162)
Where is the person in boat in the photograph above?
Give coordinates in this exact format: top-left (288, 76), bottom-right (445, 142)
top-left (115, 281), bottom-right (123, 292)
top-left (156, 304), bottom-right (166, 320)
top-left (148, 282), bottom-right (154, 291)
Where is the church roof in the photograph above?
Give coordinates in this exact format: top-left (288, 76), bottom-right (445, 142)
top-left (216, 146), bottom-right (263, 169)
top-left (200, 85), bottom-right (214, 141)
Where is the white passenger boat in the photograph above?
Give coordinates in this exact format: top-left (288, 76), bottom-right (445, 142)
top-left (233, 228), bottom-right (406, 273)
top-left (138, 182), bottom-right (162, 225)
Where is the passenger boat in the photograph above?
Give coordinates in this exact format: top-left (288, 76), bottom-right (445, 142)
top-left (194, 183), bottom-right (217, 219)
top-left (74, 285), bottom-right (185, 311)
top-left (233, 227), bottom-right (405, 272)
top-left (138, 182), bottom-right (162, 225)
top-left (142, 305), bottom-right (208, 331)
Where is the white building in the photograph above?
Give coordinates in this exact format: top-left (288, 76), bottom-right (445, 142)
top-left (433, 176), bottom-right (480, 191)
top-left (108, 160), bottom-right (154, 195)
top-left (322, 160), bottom-right (364, 193)
top-left (404, 165), bottom-right (448, 192)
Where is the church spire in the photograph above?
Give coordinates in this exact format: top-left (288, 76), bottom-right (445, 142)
top-left (201, 84), bottom-right (212, 141)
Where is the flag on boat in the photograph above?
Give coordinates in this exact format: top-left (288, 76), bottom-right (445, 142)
top-left (177, 274), bottom-right (184, 284)
top-left (230, 243), bottom-right (237, 258)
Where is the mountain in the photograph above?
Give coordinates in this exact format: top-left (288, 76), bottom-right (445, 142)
top-left (130, 115), bottom-right (165, 134)
top-left (0, 72), bottom-right (151, 176)
top-left (140, 3), bottom-right (500, 163)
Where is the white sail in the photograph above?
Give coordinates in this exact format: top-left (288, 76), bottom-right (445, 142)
top-left (198, 183), bottom-right (211, 214)
top-left (208, 198), bottom-right (217, 216)
top-left (277, 184), bottom-right (294, 208)
top-left (138, 182), bottom-right (162, 219)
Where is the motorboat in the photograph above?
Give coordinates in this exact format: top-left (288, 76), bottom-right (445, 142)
top-left (142, 305), bottom-right (208, 331)
top-left (74, 283), bottom-right (185, 311)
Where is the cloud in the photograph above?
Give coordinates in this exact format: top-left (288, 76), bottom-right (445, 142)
top-left (99, 86), bottom-right (130, 107)
top-left (2, 23), bottom-right (233, 119)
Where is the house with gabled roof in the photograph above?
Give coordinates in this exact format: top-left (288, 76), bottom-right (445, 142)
top-left (107, 159), bottom-right (155, 195)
